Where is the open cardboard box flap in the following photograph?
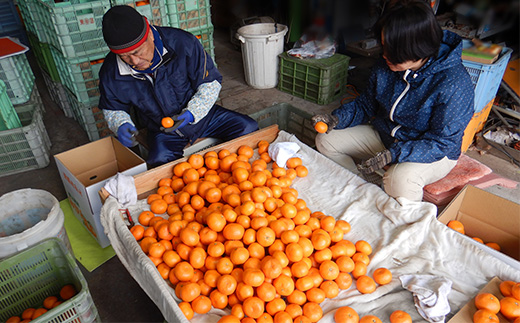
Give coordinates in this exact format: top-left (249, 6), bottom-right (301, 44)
top-left (438, 185), bottom-right (520, 266)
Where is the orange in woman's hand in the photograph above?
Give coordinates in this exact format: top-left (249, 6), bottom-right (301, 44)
top-left (161, 117), bottom-right (174, 128)
top-left (314, 121), bottom-right (328, 133)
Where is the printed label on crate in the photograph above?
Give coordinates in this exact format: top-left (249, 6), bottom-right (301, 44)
top-left (77, 13), bottom-right (97, 32)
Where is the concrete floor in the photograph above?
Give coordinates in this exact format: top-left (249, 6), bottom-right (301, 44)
top-left (1, 27), bottom-right (519, 322)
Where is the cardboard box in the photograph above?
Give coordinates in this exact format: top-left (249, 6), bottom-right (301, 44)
top-left (438, 185), bottom-right (520, 270)
top-left (55, 137), bottom-right (147, 248)
top-left (448, 277), bottom-right (508, 322)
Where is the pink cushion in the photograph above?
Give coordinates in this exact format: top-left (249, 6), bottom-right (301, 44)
top-left (424, 155), bottom-right (492, 195)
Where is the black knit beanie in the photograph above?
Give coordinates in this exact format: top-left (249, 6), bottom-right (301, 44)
top-left (102, 5), bottom-right (149, 54)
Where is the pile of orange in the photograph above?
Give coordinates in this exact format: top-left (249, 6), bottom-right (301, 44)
top-left (471, 280), bottom-right (520, 323)
top-left (446, 220), bottom-right (501, 252)
top-left (129, 140), bottom-right (394, 323)
top-left (6, 284), bottom-right (77, 323)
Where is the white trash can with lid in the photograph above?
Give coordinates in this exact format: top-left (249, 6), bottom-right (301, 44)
top-left (236, 23), bottom-right (288, 89)
top-left (0, 188), bottom-right (71, 259)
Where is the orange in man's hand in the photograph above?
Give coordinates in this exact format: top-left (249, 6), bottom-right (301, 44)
top-left (314, 121), bottom-right (328, 133)
top-left (161, 117), bottom-right (174, 128)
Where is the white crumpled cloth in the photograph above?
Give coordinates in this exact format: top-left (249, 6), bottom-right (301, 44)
top-left (103, 173), bottom-right (137, 208)
top-left (268, 141), bottom-right (301, 168)
top-left (400, 274), bottom-right (453, 323)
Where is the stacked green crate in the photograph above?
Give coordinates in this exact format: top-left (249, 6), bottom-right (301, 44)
top-left (164, 0), bottom-right (215, 63)
top-left (27, 31), bottom-right (60, 82)
top-left (0, 48), bottom-right (35, 105)
top-left (278, 52), bottom-right (351, 105)
top-left (0, 79), bottom-right (22, 130)
top-left (110, 0), bottom-right (169, 27)
top-left (34, 0), bottom-right (110, 59)
top-left (0, 81), bottom-right (51, 176)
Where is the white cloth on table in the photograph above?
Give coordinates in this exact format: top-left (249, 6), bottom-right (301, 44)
top-left (400, 274), bottom-right (453, 323)
top-left (103, 173), bottom-right (137, 208)
top-left (267, 141), bottom-right (301, 168)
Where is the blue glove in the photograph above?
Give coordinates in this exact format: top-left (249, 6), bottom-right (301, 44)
top-left (160, 110), bottom-right (194, 133)
top-left (117, 123), bottom-right (138, 147)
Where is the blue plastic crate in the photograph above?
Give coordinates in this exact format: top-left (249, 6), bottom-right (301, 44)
top-left (165, 0), bottom-right (213, 32)
top-left (462, 41), bottom-right (513, 112)
top-left (0, 0), bottom-right (22, 33)
top-left (0, 25), bottom-right (29, 46)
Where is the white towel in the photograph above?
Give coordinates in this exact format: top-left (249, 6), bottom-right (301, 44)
top-left (268, 142), bottom-right (301, 168)
top-left (103, 173), bottom-right (137, 208)
top-left (399, 274), bottom-right (453, 323)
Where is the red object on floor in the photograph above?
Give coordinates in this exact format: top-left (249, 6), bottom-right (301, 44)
top-left (423, 155), bottom-right (518, 206)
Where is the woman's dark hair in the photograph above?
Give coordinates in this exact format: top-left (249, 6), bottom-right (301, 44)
top-left (377, 0), bottom-right (443, 64)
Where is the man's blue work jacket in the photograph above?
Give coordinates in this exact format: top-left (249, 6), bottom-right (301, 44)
top-left (332, 31), bottom-right (475, 164)
top-left (98, 26), bottom-right (222, 132)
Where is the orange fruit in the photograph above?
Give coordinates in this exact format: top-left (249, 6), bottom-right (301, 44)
top-left (319, 260), bottom-right (340, 280)
top-left (21, 308), bottom-right (35, 320)
top-left (320, 280), bottom-right (340, 299)
top-left (161, 117), bottom-right (174, 128)
top-left (260, 256), bottom-right (283, 279)
top-left (475, 293), bottom-right (501, 314)
top-left (356, 275), bottom-right (376, 294)
top-left (359, 315), bottom-right (382, 323)
top-left (130, 225), bottom-right (145, 241)
top-left (473, 309), bottom-right (499, 323)
top-left (334, 306), bottom-right (359, 323)
top-left (217, 274), bottom-right (238, 296)
top-left (334, 272), bottom-right (353, 290)
top-left (238, 145), bottom-right (254, 159)
top-left (6, 317), bottom-right (22, 323)
top-left (373, 267), bottom-right (392, 285)
top-left (286, 157), bottom-right (302, 169)
top-left (173, 161), bottom-right (192, 178)
top-left (179, 282), bottom-right (201, 302)
top-left (306, 287), bottom-right (326, 304)
top-left (174, 261), bottom-right (195, 281)
top-left (188, 154), bottom-right (204, 169)
top-left (447, 220), bottom-right (465, 234)
top-left (286, 304), bottom-right (303, 319)
top-left (485, 242), bottom-right (501, 251)
top-left (60, 284), bottom-right (77, 300)
top-left (243, 268), bottom-right (265, 287)
top-left (178, 302), bottom-right (194, 320)
top-left (243, 296), bottom-right (265, 319)
top-left (217, 315), bottom-right (241, 323)
top-left (501, 297), bottom-right (520, 320)
top-left (273, 274), bottom-right (295, 296)
top-left (192, 295), bottom-right (212, 314)
top-left (314, 121), bottom-right (328, 133)
top-left (355, 240), bottom-right (372, 255)
top-left (351, 261), bottom-right (367, 279)
top-left (512, 283), bottom-right (520, 300)
top-left (150, 199), bottom-right (168, 214)
top-left (257, 281), bottom-right (277, 302)
top-left (500, 280), bottom-right (515, 297)
top-left (302, 302), bottom-right (323, 322)
top-left (31, 308), bottom-right (47, 319)
top-left (138, 211), bottom-right (155, 226)
top-left (389, 310), bottom-right (412, 323)
top-left (43, 295), bottom-right (59, 309)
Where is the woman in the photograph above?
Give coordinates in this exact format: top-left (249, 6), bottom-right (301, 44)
top-left (312, 0), bottom-right (474, 201)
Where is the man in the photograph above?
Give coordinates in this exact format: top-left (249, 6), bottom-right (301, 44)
top-left (99, 5), bottom-right (258, 167)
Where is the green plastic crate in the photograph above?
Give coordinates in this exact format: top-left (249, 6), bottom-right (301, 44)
top-left (0, 50), bottom-right (35, 105)
top-left (16, 0), bottom-right (48, 43)
top-left (190, 26), bottom-right (216, 64)
top-left (41, 69), bottom-right (73, 118)
top-left (50, 46), bottom-right (104, 105)
top-left (64, 86), bottom-right (112, 141)
top-left (250, 103), bottom-right (316, 148)
top-left (0, 93), bottom-right (51, 177)
top-left (0, 79), bottom-right (21, 130)
top-left (110, 0), bottom-right (169, 26)
top-left (0, 238), bottom-right (99, 322)
top-left (27, 31), bottom-right (61, 82)
top-left (165, 0), bottom-right (213, 32)
top-left (34, 0), bottom-right (110, 58)
top-left (278, 52), bottom-right (350, 105)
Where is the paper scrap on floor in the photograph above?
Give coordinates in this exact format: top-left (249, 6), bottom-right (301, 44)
top-left (100, 131), bottom-right (520, 323)
top-left (60, 199), bottom-right (115, 272)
